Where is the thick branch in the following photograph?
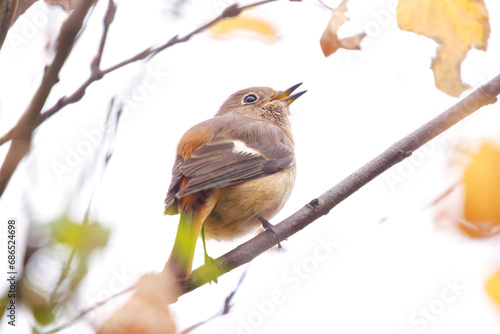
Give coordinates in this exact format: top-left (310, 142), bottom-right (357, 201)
top-left (181, 74), bottom-right (500, 293)
top-left (0, 0), bottom-right (94, 197)
top-left (40, 74), bottom-right (500, 334)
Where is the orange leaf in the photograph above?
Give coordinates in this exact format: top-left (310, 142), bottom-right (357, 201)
top-left (320, 0), bottom-right (366, 57)
top-left (210, 15), bottom-right (277, 43)
top-left (397, 0), bottom-right (490, 97)
top-left (460, 142), bottom-right (500, 236)
top-left (486, 270), bottom-right (500, 306)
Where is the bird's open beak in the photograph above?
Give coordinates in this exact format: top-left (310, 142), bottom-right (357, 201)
top-left (267, 83), bottom-right (307, 105)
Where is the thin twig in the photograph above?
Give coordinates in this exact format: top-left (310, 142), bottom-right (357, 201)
top-left (45, 0), bottom-right (116, 304)
top-left (0, 0), bottom-right (95, 197)
top-left (0, 0), bottom-right (279, 148)
top-left (39, 0), bottom-right (117, 124)
top-left (179, 267), bottom-right (249, 334)
top-left (42, 285), bottom-right (136, 334)
top-left (48, 98), bottom-right (120, 306)
top-left (91, 0), bottom-right (116, 75)
top-left (423, 180), bottom-right (460, 209)
top-left (181, 74), bottom-right (500, 293)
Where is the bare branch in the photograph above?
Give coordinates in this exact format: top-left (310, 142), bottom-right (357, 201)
top-left (42, 285), bottom-right (136, 334)
top-left (181, 74), bottom-right (500, 293)
top-left (0, 0), bottom-right (280, 147)
top-left (48, 98), bottom-right (120, 307)
top-left (0, 0), bottom-right (95, 197)
top-left (179, 267), bottom-right (248, 334)
top-left (91, 0), bottom-right (116, 75)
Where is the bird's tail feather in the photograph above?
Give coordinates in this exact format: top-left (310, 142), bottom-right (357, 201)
top-left (167, 206), bottom-right (204, 279)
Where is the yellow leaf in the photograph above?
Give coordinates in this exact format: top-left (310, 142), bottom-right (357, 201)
top-left (210, 15), bottom-right (277, 42)
top-left (486, 270), bottom-right (500, 306)
top-left (397, 0), bottom-right (490, 97)
top-left (461, 142), bottom-right (500, 236)
top-left (320, 0), bottom-right (366, 57)
top-left (433, 140), bottom-right (500, 237)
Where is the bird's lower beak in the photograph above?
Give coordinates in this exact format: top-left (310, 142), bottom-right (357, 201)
top-left (267, 83), bottom-right (307, 105)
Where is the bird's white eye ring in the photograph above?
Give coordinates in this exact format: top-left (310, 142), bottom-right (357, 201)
top-left (243, 94), bottom-right (258, 104)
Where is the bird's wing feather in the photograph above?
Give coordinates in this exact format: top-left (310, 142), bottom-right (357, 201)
top-left (175, 136), bottom-right (293, 198)
top-left (164, 156), bottom-right (184, 215)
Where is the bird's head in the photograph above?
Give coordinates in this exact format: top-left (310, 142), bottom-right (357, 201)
top-left (216, 83), bottom-right (306, 126)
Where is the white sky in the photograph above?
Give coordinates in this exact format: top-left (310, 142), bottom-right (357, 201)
top-left (1, 0), bottom-right (500, 333)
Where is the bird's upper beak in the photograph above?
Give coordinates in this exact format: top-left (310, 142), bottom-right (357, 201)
top-left (267, 83), bottom-right (307, 105)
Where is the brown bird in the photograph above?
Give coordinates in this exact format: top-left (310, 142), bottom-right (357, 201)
top-left (164, 83), bottom-right (306, 279)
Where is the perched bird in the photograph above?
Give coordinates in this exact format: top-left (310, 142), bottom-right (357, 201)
top-left (164, 83), bottom-right (306, 279)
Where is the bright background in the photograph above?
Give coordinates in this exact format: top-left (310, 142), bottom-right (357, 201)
top-left (1, 0), bottom-right (500, 333)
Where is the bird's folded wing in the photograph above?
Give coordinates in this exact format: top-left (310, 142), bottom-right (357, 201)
top-left (175, 136), bottom-right (293, 198)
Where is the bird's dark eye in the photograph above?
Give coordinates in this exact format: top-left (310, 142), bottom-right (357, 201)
top-left (243, 94), bottom-right (258, 104)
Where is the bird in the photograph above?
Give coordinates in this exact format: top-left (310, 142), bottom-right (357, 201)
top-left (164, 83), bottom-right (306, 279)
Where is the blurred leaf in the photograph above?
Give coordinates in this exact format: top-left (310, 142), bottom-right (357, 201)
top-left (461, 142), bottom-right (500, 237)
top-left (33, 306), bottom-right (55, 325)
top-left (320, 0), bottom-right (366, 56)
top-left (50, 216), bottom-right (110, 253)
top-left (70, 259), bottom-right (88, 289)
top-left (19, 279), bottom-right (55, 325)
top-left (433, 140), bottom-right (500, 237)
top-left (0, 293), bottom-right (8, 319)
top-left (210, 14), bottom-right (277, 42)
top-left (99, 272), bottom-right (177, 334)
top-left (486, 270), bottom-right (500, 306)
top-left (397, 0), bottom-right (490, 97)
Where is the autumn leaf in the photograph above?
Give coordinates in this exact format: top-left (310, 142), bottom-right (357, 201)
top-left (210, 13), bottom-right (277, 43)
top-left (486, 270), bottom-right (500, 306)
top-left (320, 0), bottom-right (366, 57)
top-left (434, 140), bottom-right (500, 237)
top-left (461, 142), bottom-right (500, 236)
top-left (397, 0), bottom-right (490, 97)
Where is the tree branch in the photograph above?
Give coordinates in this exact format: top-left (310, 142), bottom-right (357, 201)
top-left (43, 75), bottom-right (500, 333)
top-left (0, 0), bottom-right (95, 197)
top-left (181, 73), bottom-right (500, 293)
top-left (0, 0), bottom-right (280, 148)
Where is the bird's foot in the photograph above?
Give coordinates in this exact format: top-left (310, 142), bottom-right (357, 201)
top-left (258, 216), bottom-right (282, 250)
top-left (202, 226), bottom-right (219, 284)
top-left (203, 253), bottom-right (219, 284)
